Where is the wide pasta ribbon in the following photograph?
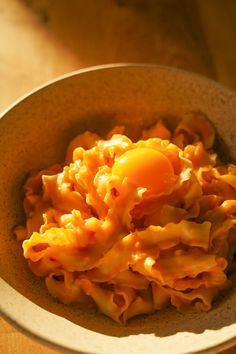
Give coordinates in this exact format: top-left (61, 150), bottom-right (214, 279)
top-left (16, 116), bottom-right (236, 324)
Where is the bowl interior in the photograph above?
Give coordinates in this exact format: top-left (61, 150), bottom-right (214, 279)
top-left (1, 65), bottom-right (236, 354)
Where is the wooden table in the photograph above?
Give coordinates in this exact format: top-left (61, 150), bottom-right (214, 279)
top-left (1, 1), bottom-right (236, 353)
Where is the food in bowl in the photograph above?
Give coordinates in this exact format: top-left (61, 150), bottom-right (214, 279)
top-left (15, 112), bottom-right (236, 324)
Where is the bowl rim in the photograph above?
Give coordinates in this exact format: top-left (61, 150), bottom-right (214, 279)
top-left (1, 289), bottom-right (236, 354)
top-left (0, 63), bottom-right (235, 121)
top-left (1, 63), bottom-right (236, 354)
top-left (0, 278), bottom-right (236, 354)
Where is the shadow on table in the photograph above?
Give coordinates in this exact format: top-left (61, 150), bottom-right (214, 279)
top-left (19, 0), bottom-right (216, 79)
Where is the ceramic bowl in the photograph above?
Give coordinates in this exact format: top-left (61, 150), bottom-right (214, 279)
top-left (1, 64), bottom-right (236, 354)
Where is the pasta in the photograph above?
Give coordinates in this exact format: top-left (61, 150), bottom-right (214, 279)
top-left (15, 112), bottom-right (236, 324)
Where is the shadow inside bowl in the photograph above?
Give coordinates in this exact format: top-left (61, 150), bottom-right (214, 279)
top-left (1, 65), bottom-right (236, 353)
top-left (1, 110), bottom-right (235, 340)
top-left (2, 270), bottom-right (236, 340)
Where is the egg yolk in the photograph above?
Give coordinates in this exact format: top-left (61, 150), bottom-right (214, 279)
top-left (112, 148), bottom-right (175, 194)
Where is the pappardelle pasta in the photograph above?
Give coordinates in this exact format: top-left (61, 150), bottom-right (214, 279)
top-left (15, 112), bottom-right (236, 324)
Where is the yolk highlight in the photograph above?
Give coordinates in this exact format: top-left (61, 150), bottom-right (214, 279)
top-left (112, 148), bottom-right (175, 194)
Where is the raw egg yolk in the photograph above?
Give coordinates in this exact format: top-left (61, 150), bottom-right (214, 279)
top-left (112, 148), bottom-right (175, 194)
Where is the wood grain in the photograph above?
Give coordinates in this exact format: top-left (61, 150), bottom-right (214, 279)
top-left (0, 0), bottom-right (236, 353)
top-left (0, 0), bottom-right (216, 112)
top-left (0, 317), bottom-right (58, 354)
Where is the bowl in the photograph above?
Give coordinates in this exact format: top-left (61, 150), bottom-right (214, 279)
top-left (1, 64), bottom-right (236, 354)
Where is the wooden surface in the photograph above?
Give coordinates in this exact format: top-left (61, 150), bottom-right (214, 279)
top-left (0, 0), bottom-right (236, 353)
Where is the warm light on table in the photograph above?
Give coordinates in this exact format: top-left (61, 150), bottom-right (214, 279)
top-left (1, 0), bottom-right (236, 353)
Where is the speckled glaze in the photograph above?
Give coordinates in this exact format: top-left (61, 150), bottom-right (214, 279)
top-left (1, 64), bottom-right (236, 354)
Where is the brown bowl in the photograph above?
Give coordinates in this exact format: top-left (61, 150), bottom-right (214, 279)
top-left (1, 64), bottom-right (236, 354)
